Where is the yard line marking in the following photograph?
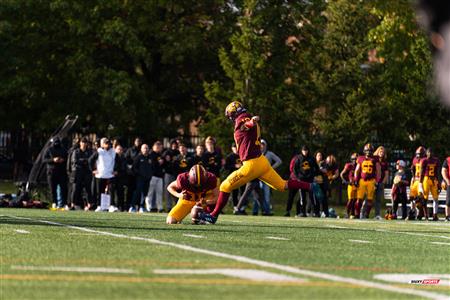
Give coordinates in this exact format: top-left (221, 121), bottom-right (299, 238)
top-left (430, 242), bottom-right (450, 246)
top-left (374, 274), bottom-right (450, 286)
top-left (153, 269), bottom-right (305, 282)
top-left (14, 229), bottom-right (30, 234)
top-left (326, 225), bottom-right (349, 229)
top-left (349, 240), bottom-right (373, 244)
top-left (183, 234), bottom-right (205, 239)
top-left (265, 236), bottom-right (290, 241)
top-left (11, 265), bottom-right (137, 274)
top-left (5, 215), bottom-right (448, 300)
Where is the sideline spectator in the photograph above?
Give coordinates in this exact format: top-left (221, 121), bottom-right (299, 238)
top-left (173, 143), bottom-right (192, 175)
top-left (442, 156), bottom-right (450, 221)
top-left (66, 137), bottom-right (79, 206)
top-left (113, 144), bottom-right (128, 211)
top-left (285, 146), bottom-right (318, 217)
top-left (43, 137), bottom-right (68, 210)
top-left (89, 137), bottom-right (118, 212)
top-left (374, 146), bottom-right (389, 220)
top-left (162, 139), bottom-right (180, 211)
top-left (391, 160), bottom-right (409, 219)
top-left (203, 136), bottom-right (222, 177)
top-left (260, 139), bottom-right (281, 216)
top-left (321, 155), bottom-right (339, 217)
top-left (224, 143), bottom-right (244, 208)
top-left (192, 144), bottom-right (206, 166)
top-left (125, 137), bottom-right (142, 211)
top-left (313, 151), bottom-right (326, 217)
top-left (130, 144), bottom-right (152, 213)
top-left (69, 137), bottom-right (93, 210)
top-left (146, 141), bottom-right (165, 212)
top-left (234, 179), bottom-right (264, 215)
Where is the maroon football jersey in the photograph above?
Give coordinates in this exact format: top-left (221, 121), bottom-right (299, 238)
top-left (176, 171), bottom-right (217, 194)
top-left (234, 113), bottom-right (262, 161)
top-left (342, 162), bottom-right (355, 182)
top-left (411, 157), bottom-right (423, 180)
top-left (421, 157), bottom-right (440, 178)
top-left (357, 155), bottom-right (377, 180)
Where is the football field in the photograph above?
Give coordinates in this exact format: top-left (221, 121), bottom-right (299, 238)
top-left (1, 209), bottom-right (449, 300)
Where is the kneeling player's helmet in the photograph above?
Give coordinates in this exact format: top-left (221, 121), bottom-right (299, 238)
top-left (363, 143), bottom-right (374, 155)
top-left (350, 153), bottom-right (358, 161)
top-left (415, 146), bottom-right (425, 158)
top-left (189, 164), bottom-right (207, 188)
top-left (225, 101), bottom-right (246, 121)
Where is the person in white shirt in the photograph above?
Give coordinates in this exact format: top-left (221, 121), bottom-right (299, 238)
top-left (89, 137), bottom-right (119, 212)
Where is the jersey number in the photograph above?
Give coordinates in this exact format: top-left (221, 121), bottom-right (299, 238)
top-left (362, 162), bottom-right (373, 174)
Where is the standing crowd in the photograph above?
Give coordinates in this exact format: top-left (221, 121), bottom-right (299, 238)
top-left (43, 134), bottom-right (450, 221)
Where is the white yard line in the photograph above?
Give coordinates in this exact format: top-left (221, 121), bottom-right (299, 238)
top-left (326, 225), bottom-right (349, 229)
top-left (153, 268), bottom-right (305, 282)
top-left (183, 234), bottom-right (205, 239)
top-left (4, 215), bottom-right (448, 300)
top-left (430, 242), bottom-right (450, 246)
top-left (11, 265), bottom-right (137, 274)
top-left (14, 229), bottom-right (30, 234)
top-left (348, 239), bottom-right (373, 244)
top-left (265, 236), bottom-right (290, 241)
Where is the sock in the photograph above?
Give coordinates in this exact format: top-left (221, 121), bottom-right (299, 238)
top-left (287, 179), bottom-right (311, 190)
top-left (211, 192), bottom-right (230, 217)
top-left (365, 201), bottom-right (373, 217)
top-left (346, 200), bottom-right (352, 215)
top-left (433, 201), bottom-right (438, 215)
top-left (355, 199), bottom-right (362, 217)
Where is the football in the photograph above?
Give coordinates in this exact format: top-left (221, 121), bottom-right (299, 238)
top-left (191, 204), bottom-right (205, 225)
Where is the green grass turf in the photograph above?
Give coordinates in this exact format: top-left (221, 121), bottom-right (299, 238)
top-left (0, 180), bottom-right (16, 194)
top-left (1, 209), bottom-right (449, 300)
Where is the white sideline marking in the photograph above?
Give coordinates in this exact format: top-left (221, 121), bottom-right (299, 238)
top-left (4, 215), bottom-right (448, 300)
top-left (154, 268), bottom-right (305, 282)
top-left (430, 242), bottom-right (450, 246)
top-left (374, 274), bottom-right (450, 286)
top-left (326, 225), bottom-right (349, 229)
top-left (349, 240), bottom-right (373, 244)
top-left (265, 236), bottom-right (290, 241)
top-left (14, 229), bottom-right (30, 234)
top-left (11, 265), bottom-right (137, 274)
top-left (183, 234), bottom-right (205, 239)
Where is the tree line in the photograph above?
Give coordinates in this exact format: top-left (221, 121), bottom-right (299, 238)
top-left (1, 0), bottom-right (449, 167)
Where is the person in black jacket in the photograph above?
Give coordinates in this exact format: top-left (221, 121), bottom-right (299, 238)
top-left (203, 136), bottom-right (223, 177)
top-left (162, 139), bottom-right (179, 211)
top-left (285, 145), bottom-right (319, 217)
top-left (224, 143), bottom-right (244, 207)
top-left (124, 137), bottom-right (142, 210)
top-left (43, 137), bottom-right (68, 210)
top-left (69, 137), bottom-right (93, 210)
top-left (130, 144), bottom-right (152, 213)
top-left (113, 144), bottom-right (128, 211)
top-left (173, 143), bottom-right (192, 175)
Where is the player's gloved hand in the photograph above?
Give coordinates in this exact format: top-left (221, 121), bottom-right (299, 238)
top-left (418, 183), bottom-right (424, 195)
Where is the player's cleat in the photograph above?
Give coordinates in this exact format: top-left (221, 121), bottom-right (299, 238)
top-left (445, 216), bottom-right (450, 222)
top-left (199, 212), bottom-right (217, 224)
top-left (310, 182), bottom-right (324, 202)
top-left (50, 203), bottom-right (57, 211)
top-left (349, 215), bottom-right (355, 219)
top-left (432, 214), bottom-right (439, 221)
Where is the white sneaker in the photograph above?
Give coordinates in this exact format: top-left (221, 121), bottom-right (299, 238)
top-left (94, 206), bottom-right (102, 212)
top-left (108, 205), bottom-right (118, 213)
top-left (64, 205), bottom-right (70, 211)
top-left (375, 215), bottom-right (382, 220)
top-left (138, 207), bottom-right (148, 213)
top-left (128, 207), bottom-right (137, 213)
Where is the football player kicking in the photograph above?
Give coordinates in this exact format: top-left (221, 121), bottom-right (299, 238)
top-left (409, 146), bottom-right (426, 220)
top-left (340, 153), bottom-right (358, 218)
top-left (354, 144), bottom-right (381, 219)
top-left (166, 165), bottom-right (218, 224)
top-left (199, 101), bottom-right (323, 224)
top-left (419, 148), bottom-right (440, 221)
